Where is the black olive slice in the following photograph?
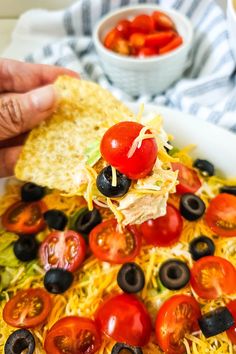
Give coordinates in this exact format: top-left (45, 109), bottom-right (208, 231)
top-left (13, 235), bottom-right (39, 262)
top-left (44, 268), bottom-right (74, 294)
top-left (43, 209), bottom-right (68, 231)
top-left (96, 166), bottom-right (131, 198)
top-left (220, 186), bottom-right (236, 196)
top-left (189, 236), bottom-right (215, 261)
top-left (117, 262), bottom-right (145, 293)
top-left (4, 329), bottom-right (35, 354)
top-left (21, 183), bottom-right (45, 202)
top-left (159, 259), bottom-right (190, 290)
top-left (193, 159), bottom-right (214, 177)
top-left (180, 193), bottom-right (206, 221)
top-left (111, 342), bottom-right (143, 354)
top-left (199, 307), bottom-right (234, 338)
top-left (75, 208), bottom-right (102, 234)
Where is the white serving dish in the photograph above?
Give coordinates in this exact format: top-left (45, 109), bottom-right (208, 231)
top-left (93, 5), bottom-right (193, 96)
top-left (1, 105), bottom-right (236, 196)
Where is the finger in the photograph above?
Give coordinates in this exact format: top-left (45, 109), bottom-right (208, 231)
top-left (0, 133), bottom-right (28, 148)
top-left (0, 58), bottom-right (79, 93)
top-left (0, 145), bottom-right (22, 178)
top-left (0, 85), bottom-right (56, 141)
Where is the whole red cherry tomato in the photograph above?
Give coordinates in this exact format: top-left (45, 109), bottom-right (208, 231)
top-left (140, 204), bottom-right (183, 247)
top-left (95, 293), bottom-right (152, 347)
top-left (100, 121), bottom-right (158, 179)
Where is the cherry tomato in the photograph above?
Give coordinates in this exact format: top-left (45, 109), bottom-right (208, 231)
top-left (156, 295), bottom-right (201, 354)
top-left (2, 200), bottom-right (47, 235)
top-left (171, 163), bottom-right (202, 195)
top-left (131, 14), bottom-right (155, 34)
top-left (104, 28), bottom-right (121, 50)
top-left (190, 256), bottom-right (236, 299)
top-left (138, 47), bottom-right (157, 57)
top-left (152, 11), bottom-right (176, 31)
top-left (205, 193), bottom-right (236, 237)
top-left (140, 204), bottom-right (183, 247)
top-left (116, 19), bottom-right (131, 39)
top-left (100, 121), bottom-right (157, 179)
top-left (44, 316), bottom-right (101, 354)
top-left (145, 31), bottom-right (175, 48)
top-left (159, 36), bottom-right (183, 54)
top-left (129, 33), bottom-right (146, 48)
top-left (95, 293), bottom-right (152, 347)
top-left (113, 38), bottom-right (130, 55)
top-left (3, 288), bottom-right (51, 328)
top-left (227, 300), bottom-right (236, 344)
top-left (89, 218), bottom-right (141, 264)
top-left (40, 230), bottom-right (86, 272)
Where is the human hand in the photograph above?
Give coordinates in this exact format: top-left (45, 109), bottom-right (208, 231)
top-left (0, 58), bottom-right (79, 177)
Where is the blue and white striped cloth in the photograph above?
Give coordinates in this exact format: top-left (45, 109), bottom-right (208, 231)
top-left (8, 0), bottom-right (236, 131)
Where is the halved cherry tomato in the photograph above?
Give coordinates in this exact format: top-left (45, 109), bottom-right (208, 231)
top-left (95, 293), bottom-right (152, 347)
top-left (89, 218), bottom-right (141, 264)
top-left (3, 288), bottom-right (51, 328)
top-left (152, 11), bottom-right (176, 31)
top-left (100, 121), bottom-right (158, 180)
top-left (227, 300), bottom-right (236, 344)
top-left (145, 31), bottom-right (175, 48)
top-left (129, 33), bottom-right (146, 49)
top-left (171, 163), bottom-right (202, 195)
top-left (2, 200), bottom-right (47, 234)
top-left (116, 19), bottom-right (131, 39)
top-left (205, 193), bottom-right (236, 237)
top-left (131, 14), bottom-right (155, 34)
top-left (44, 316), bottom-right (101, 354)
top-left (103, 11), bottom-right (181, 58)
top-left (155, 295), bottom-right (201, 354)
top-left (190, 256), bottom-right (236, 299)
top-left (113, 38), bottom-right (130, 55)
top-left (140, 204), bottom-right (183, 247)
top-left (159, 36), bottom-right (183, 54)
top-left (138, 47), bottom-right (157, 57)
top-left (104, 28), bottom-right (121, 50)
top-left (40, 230), bottom-right (86, 272)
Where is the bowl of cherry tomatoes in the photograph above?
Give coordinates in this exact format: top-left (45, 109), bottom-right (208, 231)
top-left (93, 5), bottom-right (193, 96)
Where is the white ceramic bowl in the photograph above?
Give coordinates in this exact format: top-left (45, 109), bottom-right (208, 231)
top-left (227, 0), bottom-right (236, 61)
top-left (93, 5), bottom-right (193, 96)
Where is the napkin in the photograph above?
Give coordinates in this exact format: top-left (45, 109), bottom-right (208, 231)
top-left (3, 0), bottom-right (236, 131)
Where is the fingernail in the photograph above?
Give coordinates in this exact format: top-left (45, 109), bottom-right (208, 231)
top-left (30, 85), bottom-right (57, 112)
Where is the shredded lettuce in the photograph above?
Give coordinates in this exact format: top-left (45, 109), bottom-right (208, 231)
top-left (168, 146), bottom-right (180, 156)
top-left (157, 276), bottom-right (168, 293)
top-left (0, 230), bottom-right (19, 268)
top-left (0, 230), bottom-right (42, 293)
top-left (0, 230), bottom-right (20, 291)
top-left (84, 140), bottom-right (101, 166)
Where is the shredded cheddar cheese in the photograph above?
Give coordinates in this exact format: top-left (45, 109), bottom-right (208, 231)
top-left (111, 166), bottom-right (117, 187)
top-left (127, 126), bottom-right (155, 158)
top-left (106, 197), bottom-right (124, 224)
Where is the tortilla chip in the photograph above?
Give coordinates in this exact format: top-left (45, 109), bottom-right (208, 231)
top-left (15, 76), bottom-right (133, 194)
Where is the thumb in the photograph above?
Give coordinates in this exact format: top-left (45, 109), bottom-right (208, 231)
top-left (0, 85), bottom-right (57, 141)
